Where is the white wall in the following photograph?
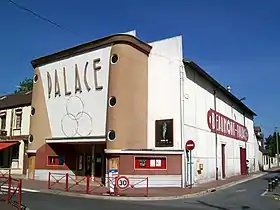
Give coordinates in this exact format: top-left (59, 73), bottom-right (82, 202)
top-left (147, 36), bottom-right (183, 150)
top-left (263, 155), bottom-right (278, 170)
top-left (0, 105), bottom-right (31, 174)
top-left (0, 105), bottom-right (31, 136)
top-left (12, 106), bottom-right (31, 136)
top-left (38, 47), bottom-right (112, 138)
top-left (183, 65), bottom-right (259, 184)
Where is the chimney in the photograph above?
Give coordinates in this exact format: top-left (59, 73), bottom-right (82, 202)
top-left (226, 85), bottom-right (231, 93)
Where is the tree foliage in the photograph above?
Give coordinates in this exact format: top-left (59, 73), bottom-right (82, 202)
top-left (265, 132), bottom-right (280, 157)
top-left (14, 78), bottom-right (33, 93)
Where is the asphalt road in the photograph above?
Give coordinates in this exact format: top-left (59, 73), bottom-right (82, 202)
top-left (20, 171), bottom-right (280, 210)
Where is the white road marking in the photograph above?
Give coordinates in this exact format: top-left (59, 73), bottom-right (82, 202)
top-left (0, 185), bottom-right (40, 193)
top-left (236, 189), bottom-right (247, 193)
top-left (261, 190), bottom-right (268, 196)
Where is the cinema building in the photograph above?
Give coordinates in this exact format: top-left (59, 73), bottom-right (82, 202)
top-left (27, 30), bottom-right (262, 187)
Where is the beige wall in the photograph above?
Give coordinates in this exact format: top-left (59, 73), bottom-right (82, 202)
top-left (106, 43), bottom-right (149, 150)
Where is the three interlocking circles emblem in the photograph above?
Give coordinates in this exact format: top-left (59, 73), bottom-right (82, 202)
top-left (61, 96), bottom-right (93, 137)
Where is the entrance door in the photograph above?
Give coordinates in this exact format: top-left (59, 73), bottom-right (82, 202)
top-left (221, 144), bottom-right (226, 179)
top-left (240, 147), bottom-right (246, 175)
top-left (28, 155), bottom-right (36, 179)
top-left (94, 153), bottom-right (102, 177)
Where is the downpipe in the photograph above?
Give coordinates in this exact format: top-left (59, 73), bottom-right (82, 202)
top-left (179, 65), bottom-right (186, 188)
top-left (214, 89), bottom-right (218, 180)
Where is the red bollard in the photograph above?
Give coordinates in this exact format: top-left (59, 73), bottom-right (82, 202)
top-left (65, 173), bottom-right (69, 192)
top-left (146, 177), bottom-right (149, 197)
top-left (18, 179), bottom-right (22, 209)
top-left (7, 176), bottom-right (11, 203)
top-left (86, 176), bottom-right (90, 194)
top-left (114, 177), bottom-right (118, 196)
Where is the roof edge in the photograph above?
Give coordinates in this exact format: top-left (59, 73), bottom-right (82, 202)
top-left (183, 59), bottom-right (257, 116)
top-left (31, 34), bottom-right (152, 68)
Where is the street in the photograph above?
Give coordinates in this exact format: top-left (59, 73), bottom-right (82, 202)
top-left (20, 171), bottom-right (280, 210)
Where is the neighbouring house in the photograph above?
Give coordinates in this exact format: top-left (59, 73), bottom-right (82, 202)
top-left (254, 126), bottom-right (265, 170)
top-left (27, 30), bottom-right (260, 188)
top-left (0, 91), bottom-right (32, 175)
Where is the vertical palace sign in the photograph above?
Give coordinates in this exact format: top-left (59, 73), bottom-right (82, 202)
top-left (207, 109), bottom-right (248, 142)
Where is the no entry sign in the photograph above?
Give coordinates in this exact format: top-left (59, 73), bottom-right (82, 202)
top-left (186, 140), bottom-right (195, 151)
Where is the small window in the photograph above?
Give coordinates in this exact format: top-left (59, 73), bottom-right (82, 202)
top-left (108, 96), bottom-right (116, 107)
top-left (31, 107), bottom-right (35, 116)
top-left (28, 134), bottom-right (34, 143)
top-left (111, 54), bottom-right (119, 64)
top-left (107, 130), bottom-right (116, 141)
top-left (155, 119), bottom-right (174, 147)
top-left (0, 115), bottom-right (6, 130)
top-left (47, 155), bottom-right (65, 166)
top-left (15, 113), bottom-right (22, 129)
top-left (33, 74), bottom-right (39, 83)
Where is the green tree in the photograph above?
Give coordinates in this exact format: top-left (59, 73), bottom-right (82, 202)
top-left (14, 78), bottom-right (33, 93)
top-left (265, 132), bottom-right (280, 157)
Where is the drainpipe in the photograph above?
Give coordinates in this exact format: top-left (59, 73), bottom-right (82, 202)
top-left (179, 65), bottom-right (186, 188)
top-left (214, 89), bottom-right (218, 180)
top-left (243, 111), bottom-right (248, 168)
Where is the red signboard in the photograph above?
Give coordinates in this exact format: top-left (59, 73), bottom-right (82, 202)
top-left (186, 140), bottom-right (195, 151)
top-left (134, 157), bottom-right (167, 170)
top-left (207, 109), bottom-right (248, 142)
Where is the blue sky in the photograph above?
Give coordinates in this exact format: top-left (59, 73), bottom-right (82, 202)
top-left (0, 0), bottom-right (279, 135)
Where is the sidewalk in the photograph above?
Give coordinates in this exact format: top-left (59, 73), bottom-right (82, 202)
top-left (17, 168), bottom-right (279, 200)
top-left (0, 201), bottom-right (14, 210)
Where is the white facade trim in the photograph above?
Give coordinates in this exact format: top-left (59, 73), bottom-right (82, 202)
top-left (104, 149), bottom-right (184, 155)
top-left (45, 139), bottom-right (106, 143)
top-left (26, 150), bottom-right (36, 154)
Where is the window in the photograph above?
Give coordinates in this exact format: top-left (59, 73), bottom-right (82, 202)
top-left (155, 119), bottom-right (174, 147)
top-left (47, 155), bottom-right (65, 166)
top-left (134, 157), bottom-right (167, 170)
top-left (15, 113), bottom-right (22, 129)
top-left (0, 115), bottom-right (6, 130)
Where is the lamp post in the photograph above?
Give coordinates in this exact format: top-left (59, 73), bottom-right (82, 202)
top-left (275, 127), bottom-right (279, 167)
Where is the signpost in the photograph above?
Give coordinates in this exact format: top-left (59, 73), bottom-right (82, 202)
top-left (186, 140), bottom-right (195, 151)
top-left (116, 176), bottom-right (130, 190)
top-left (108, 169), bottom-right (118, 194)
top-left (186, 140), bottom-right (195, 189)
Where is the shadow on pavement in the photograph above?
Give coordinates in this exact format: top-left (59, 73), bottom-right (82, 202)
top-left (264, 170), bottom-right (280, 174)
top-left (184, 200), bottom-right (252, 210)
top-left (196, 201), bottom-right (229, 210)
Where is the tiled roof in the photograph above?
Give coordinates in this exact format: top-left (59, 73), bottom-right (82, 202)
top-left (183, 59), bottom-right (257, 116)
top-left (0, 91), bottom-right (32, 110)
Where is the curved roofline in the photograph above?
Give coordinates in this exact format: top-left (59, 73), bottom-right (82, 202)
top-left (31, 34), bottom-right (152, 68)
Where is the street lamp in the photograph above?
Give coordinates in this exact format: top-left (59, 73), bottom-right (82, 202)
top-left (275, 127), bottom-right (279, 167)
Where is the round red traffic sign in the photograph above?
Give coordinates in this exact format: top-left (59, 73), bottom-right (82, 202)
top-left (116, 176), bottom-right (130, 190)
top-left (186, 140), bottom-right (195, 151)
